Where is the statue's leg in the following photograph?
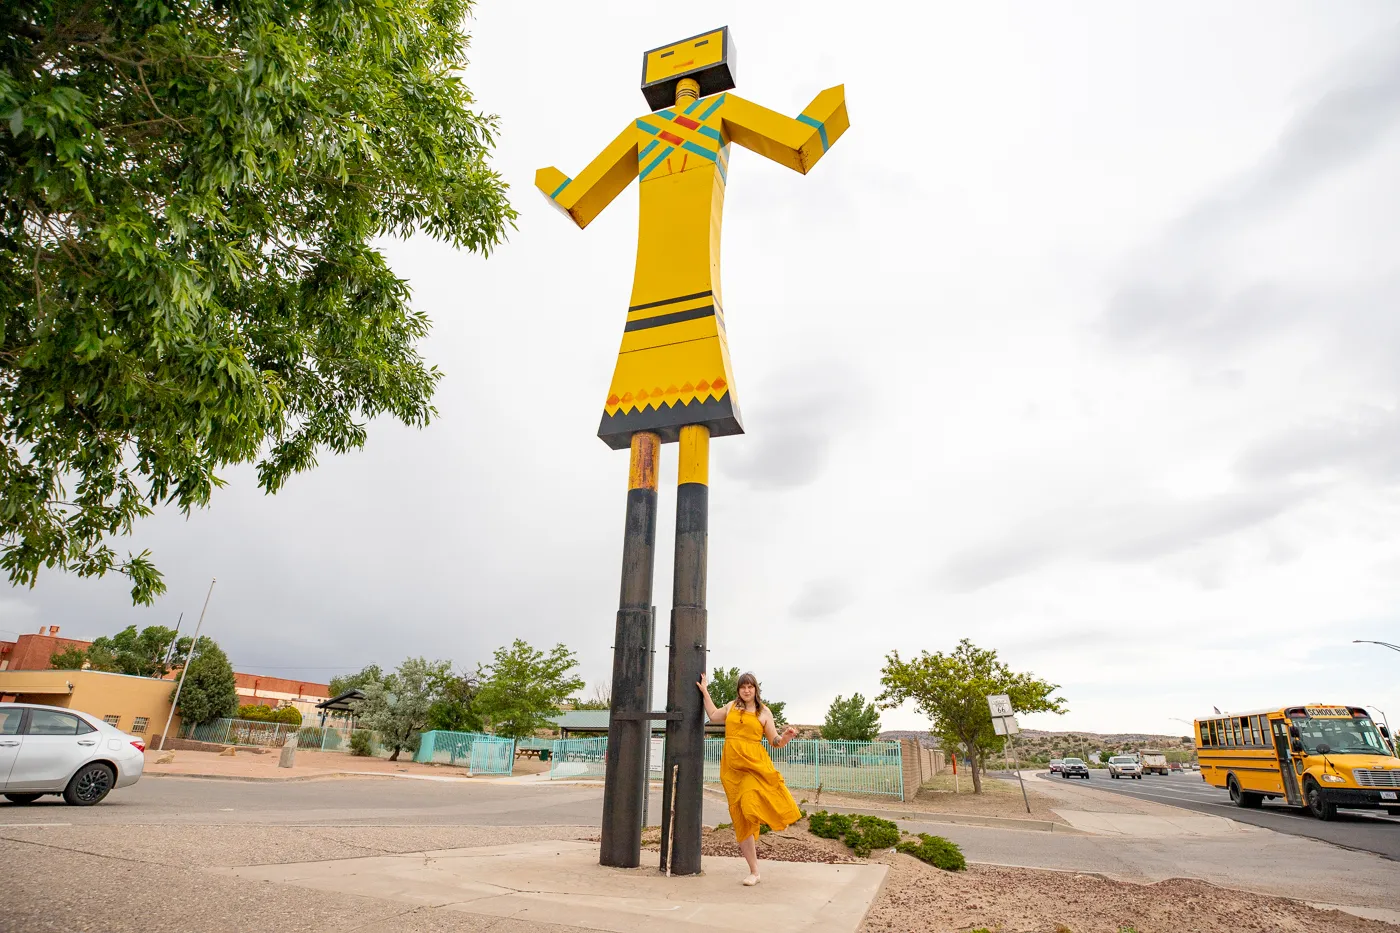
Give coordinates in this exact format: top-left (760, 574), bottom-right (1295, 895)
top-left (600, 431), bottom-right (661, 868)
top-left (661, 424), bottom-right (710, 875)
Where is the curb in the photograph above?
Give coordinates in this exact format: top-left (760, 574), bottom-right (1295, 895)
top-left (142, 770), bottom-right (473, 784)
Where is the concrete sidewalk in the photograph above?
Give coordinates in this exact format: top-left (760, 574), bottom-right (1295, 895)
top-left (142, 748), bottom-right (550, 783)
top-left (223, 839), bottom-right (888, 933)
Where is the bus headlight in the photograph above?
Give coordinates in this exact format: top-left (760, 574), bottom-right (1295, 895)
top-left (1320, 774), bottom-right (1346, 783)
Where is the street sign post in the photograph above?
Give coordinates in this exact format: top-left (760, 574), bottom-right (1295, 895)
top-left (986, 694), bottom-right (1031, 814)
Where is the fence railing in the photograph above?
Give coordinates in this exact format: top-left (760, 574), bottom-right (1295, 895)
top-left (548, 737), bottom-right (609, 780)
top-left (182, 718), bottom-right (372, 754)
top-left (546, 736), bottom-right (903, 797)
top-left (414, 731), bottom-right (516, 774)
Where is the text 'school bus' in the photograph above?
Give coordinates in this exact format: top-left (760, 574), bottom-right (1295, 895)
top-left (1195, 705), bottom-right (1400, 821)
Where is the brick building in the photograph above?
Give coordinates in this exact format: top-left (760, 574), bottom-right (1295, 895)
top-left (0, 625), bottom-right (330, 718)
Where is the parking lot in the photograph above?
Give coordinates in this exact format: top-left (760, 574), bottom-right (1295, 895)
top-left (1033, 769), bottom-right (1400, 859)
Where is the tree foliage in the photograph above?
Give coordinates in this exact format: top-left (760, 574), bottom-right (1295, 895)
top-left (0, 0), bottom-right (515, 604)
top-left (707, 666), bottom-right (787, 726)
top-left (48, 644), bottom-right (87, 669)
top-left (238, 703), bottom-right (301, 726)
top-left (572, 682), bottom-right (611, 711)
top-left (83, 624), bottom-right (188, 677)
top-left (878, 639), bottom-right (1066, 794)
top-left (821, 693), bottom-right (881, 742)
top-left (474, 640), bottom-right (584, 739)
top-left (424, 668), bottom-right (482, 733)
top-left (171, 637), bottom-right (237, 726)
top-left (329, 663), bottom-right (384, 698)
top-left (352, 657), bottom-right (448, 761)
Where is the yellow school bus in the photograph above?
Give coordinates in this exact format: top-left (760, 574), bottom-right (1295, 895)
top-left (1195, 705), bottom-right (1400, 820)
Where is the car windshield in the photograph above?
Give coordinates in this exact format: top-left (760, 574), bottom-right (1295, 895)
top-left (1295, 716), bottom-right (1389, 756)
top-left (1064, 758), bottom-right (1084, 764)
top-left (1110, 757), bottom-right (1135, 764)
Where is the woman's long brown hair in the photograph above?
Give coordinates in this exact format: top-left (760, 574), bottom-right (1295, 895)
top-left (735, 671), bottom-right (763, 718)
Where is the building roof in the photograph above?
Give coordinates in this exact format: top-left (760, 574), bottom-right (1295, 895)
top-left (315, 688), bottom-right (365, 712)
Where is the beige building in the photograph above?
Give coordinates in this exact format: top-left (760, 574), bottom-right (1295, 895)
top-left (0, 669), bottom-right (181, 743)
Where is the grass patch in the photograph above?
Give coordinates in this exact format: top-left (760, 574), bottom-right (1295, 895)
top-left (896, 833), bottom-right (966, 871)
top-left (919, 773), bottom-right (1021, 796)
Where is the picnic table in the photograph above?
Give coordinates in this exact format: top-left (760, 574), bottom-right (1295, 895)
top-left (515, 739), bottom-right (554, 761)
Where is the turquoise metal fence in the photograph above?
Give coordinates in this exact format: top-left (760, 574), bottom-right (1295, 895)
top-left (182, 718), bottom-right (293, 748)
top-left (414, 731), bottom-right (515, 774)
top-left (548, 737), bottom-right (609, 780)
top-left (547, 737), bottom-right (903, 797)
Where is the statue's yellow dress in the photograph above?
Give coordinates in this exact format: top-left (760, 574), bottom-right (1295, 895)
top-left (720, 703), bottom-right (801, 842)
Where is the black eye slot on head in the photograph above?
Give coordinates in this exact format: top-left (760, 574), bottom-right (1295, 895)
top-left (660, 50), bottom-right (674, 58)
top-left (695, 39), bottom-right (709, 47)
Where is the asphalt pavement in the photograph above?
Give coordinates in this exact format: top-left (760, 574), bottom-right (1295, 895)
top-left (1032, 769), bottom-right (1400, 860)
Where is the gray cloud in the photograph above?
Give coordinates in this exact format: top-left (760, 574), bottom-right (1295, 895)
top-left (719, 360), bottom-right (866, 491)
top-left (1102, 25), bottom-right (1400, 353)
top-left (940, 486), bottom-right (1309, 592)
top-left (789, 577), bottom-right (856, 619)
top-left (1239, 407), bottom-right (1400, 483)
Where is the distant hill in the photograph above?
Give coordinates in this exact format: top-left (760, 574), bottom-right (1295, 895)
top-left (878, 728), bottom-right (1197, 762)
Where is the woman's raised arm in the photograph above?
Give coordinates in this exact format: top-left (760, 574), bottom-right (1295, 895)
top-left (762, 709), bottom-right (800, 747)
top-left (696, 671), bottom-right (730, 724)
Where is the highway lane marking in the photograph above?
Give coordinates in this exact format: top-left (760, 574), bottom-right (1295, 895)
top-left (0, 822), bottom-right (72, 827)
top-left (1062, 779), bottom-right (1400, 826)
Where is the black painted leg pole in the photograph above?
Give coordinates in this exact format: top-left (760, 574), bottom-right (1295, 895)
top-left (663, 424), bottom-right (710, 876)
top-left (600, 432), bottom-right (660, 868)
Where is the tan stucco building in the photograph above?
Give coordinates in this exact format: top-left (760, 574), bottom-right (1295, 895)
top-left (0, 669), bottom-right (181, 742)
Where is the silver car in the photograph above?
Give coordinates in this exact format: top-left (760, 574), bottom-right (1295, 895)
top-left (0, 703), bottom-right (146, 806)
top-left (1107, 755), bottom-right (1143, 779)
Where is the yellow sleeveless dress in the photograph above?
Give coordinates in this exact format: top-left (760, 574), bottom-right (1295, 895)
top-left (720, 703), bottom-right (802, 842)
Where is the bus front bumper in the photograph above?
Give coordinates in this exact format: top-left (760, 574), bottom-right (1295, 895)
top-left (1318, 787), bottom-right (1399, 809)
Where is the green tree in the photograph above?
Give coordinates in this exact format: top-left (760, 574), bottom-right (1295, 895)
top-left (707, 666), bottom-right (788, 726)
top-left (171, 637), bottom-right (238, 726)
top-left (0, 0), bottom-right (515, 605)
top-left (474, 640), bottom-right (584, 739)
top-left (85, 625), bottom-right (188, 677)
top-left (329, 664), bottom-right (384, 698)
top-left (48, 645), bottom-right (87, 669)
top-left (353, 657), bottom-right (449, 761)
top-left (572, 683), bottom-right (612, 711)
top-left (238, 704), bottom-right (301, 726)
top-left (425, 668), bottom-right (482, 733)
top-left (878, 639), bottom-right (1066, 794)
top-left (821, 693), bottom-right (881, 742)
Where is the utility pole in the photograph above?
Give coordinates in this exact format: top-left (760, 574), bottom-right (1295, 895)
top-left (161, 612), bottom-right (185, 671)
top-left (159, 579), bottom-right (216, 751)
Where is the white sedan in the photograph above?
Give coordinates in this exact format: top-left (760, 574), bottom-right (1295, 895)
top-left (0, 703), bottom-right (146, 806)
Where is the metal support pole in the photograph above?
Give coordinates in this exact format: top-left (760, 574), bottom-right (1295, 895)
top-left (662, 424), bottom-right (710, 876)
top-left (600, 433), bottom-right (660, 868)
top-left (159, 579), bottom-right (215, 751)
top-left (1006, 731), bottom-right (1031, 814)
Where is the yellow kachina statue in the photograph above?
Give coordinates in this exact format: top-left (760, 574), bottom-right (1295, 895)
top-left (536, 27), bottom-right (847, 876)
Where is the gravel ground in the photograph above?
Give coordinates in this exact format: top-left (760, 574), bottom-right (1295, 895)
top-left (634, 819), bottom-right (1400, 933)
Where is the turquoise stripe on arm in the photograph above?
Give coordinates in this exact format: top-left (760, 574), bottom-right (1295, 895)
top-left (638, 139), bottom-right (660, 161)
top-left (636, 119), bottom-right (661, 135)
top-left (697, 125), bottom-right (722, 143)
top-left (657, 109), bottom-right (677, 119)
top-left (551, 178), bottom-right (572, 198)
top-left (796, 113), bottom-right (829, 152)
top-left (698, 94), bottom-right (726, 121)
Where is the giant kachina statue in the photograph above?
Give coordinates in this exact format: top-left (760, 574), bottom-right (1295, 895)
top-left (536, 26), bottom-right (848, 875)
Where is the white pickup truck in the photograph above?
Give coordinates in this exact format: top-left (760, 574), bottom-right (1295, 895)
top-left (1107, 755), bottom-right (1143, 779)
top-left (1138, 749), bottom-right (1170, 775)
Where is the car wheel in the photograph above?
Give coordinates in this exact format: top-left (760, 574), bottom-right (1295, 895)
top-left (1135, 775), bottom-right (1141, 780)
top-left (1112, 773), bottom-right (1118, 779)
top-left (1304, 780), bottom-right (1337, 821)
top-left (1386, 807), bottom-right (1400, 817)
top-left (63, 762), bottom-right (115, 806)
top-left (3, 793), bottom-right (42, 805)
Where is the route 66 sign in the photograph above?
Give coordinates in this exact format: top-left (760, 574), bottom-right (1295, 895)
top-left (987, 694), bottom-right (1014, 718)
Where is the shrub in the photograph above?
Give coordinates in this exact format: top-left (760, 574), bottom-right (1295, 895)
top-left (807, 811), bottom-right (901, 857)
top-left (896, 833), bottom-right (966, 871)
top-left (349, 730), bottom-right (374, 757)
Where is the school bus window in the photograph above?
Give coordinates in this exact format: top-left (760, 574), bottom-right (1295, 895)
top-left (1253, 716), bottom-right (1264, 745)
top-left (1228, 719), bottom-right (1239, 746)
top-left (1209, 721), bottom-right (1220, 746)
top-left (1241, 718), bottom-right (1253, 746)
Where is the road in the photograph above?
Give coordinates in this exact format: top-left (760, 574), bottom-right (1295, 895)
top-left (1032, 769), bottom-right (1400, 860)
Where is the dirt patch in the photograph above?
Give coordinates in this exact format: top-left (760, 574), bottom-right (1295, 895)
top-left (632, 817), bottom-right (1397, 932)
top-left (863, 857), bottom-right (1399, 933)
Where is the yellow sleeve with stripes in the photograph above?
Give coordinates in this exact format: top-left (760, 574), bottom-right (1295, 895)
top-left (535, 124), bottom-right (639, 229)
top-left (719, 86), bottom-right (848, 174)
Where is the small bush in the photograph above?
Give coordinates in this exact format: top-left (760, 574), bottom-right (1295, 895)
top-left (807, 811), bottom-right (901, 857)
top-left (349, 730), bottom-right (374, 757)
top-left (896, 833), bottom-right (966, 871)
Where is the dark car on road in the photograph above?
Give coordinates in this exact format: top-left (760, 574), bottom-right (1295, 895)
top-left (1060, 757), bottom-right (1090, 779)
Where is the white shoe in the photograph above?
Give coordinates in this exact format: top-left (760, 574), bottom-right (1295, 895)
top-left (742, 874), bottom-right (761, 886)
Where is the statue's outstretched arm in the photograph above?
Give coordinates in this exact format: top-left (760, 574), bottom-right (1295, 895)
top-left (719, 86), bottom-right (848, 174)
top-left (535, 125), bottom-right (639, 230)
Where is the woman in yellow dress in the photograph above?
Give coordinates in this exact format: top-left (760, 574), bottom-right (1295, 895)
top-left (696, 670), bottom-right (802, 885)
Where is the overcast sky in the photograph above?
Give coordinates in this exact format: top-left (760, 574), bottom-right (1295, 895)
top-left (6, 2), bottom-right (1400, 735)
